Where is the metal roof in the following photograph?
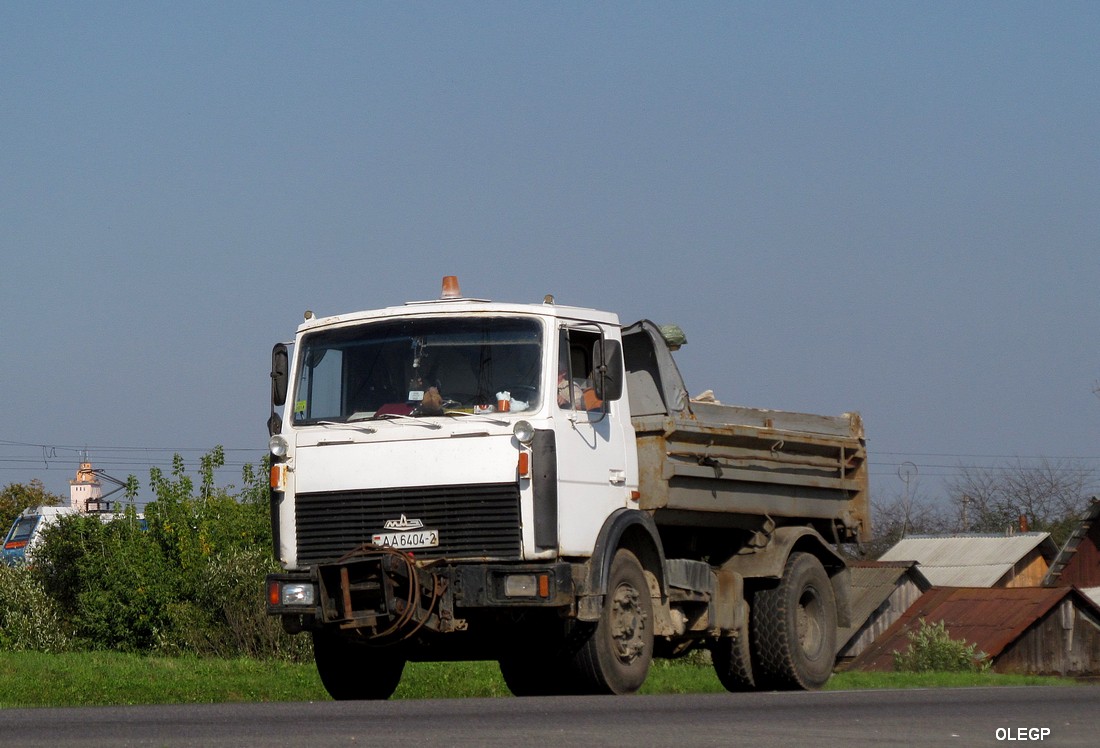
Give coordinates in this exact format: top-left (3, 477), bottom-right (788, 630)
top-left (1084, 587), bottom-right (1100, 608)
top-left (837, 561), bottom-right (931, 650)
top-left (848, 586), bottom-right (1100, 671)
top-left (878, 532), bottom-right (1058, 587)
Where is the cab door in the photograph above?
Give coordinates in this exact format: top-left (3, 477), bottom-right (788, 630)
top-left (551, 324), bottom-right (634, 555)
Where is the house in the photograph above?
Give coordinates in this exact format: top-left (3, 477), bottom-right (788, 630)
top-left (836, 560), bottom-right (931, 662)
top-left (1042, 499), bottom-right (1100, 604)
top-left (848, 585), bottom-right (1100, 677)
top-left (877, 532), bottom-right (1059, 588)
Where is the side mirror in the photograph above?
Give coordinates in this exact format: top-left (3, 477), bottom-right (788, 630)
top-left (592, 339), bottom-right (623, 401)
top-left (271, 344), bottom-right (289, 407)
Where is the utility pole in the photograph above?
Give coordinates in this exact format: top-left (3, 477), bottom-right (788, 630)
top-left (898, 462), bottom-right (917, 537)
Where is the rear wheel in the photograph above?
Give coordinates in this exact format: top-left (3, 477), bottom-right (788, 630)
top-left (569, 549), bottom-right (653, 695)
top-left (750, 552), bottom-right (837, 690)
top-left (312, 631), bottom-right (406, 700)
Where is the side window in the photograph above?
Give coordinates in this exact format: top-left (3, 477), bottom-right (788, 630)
top-left (556, 327), bottom-right (603, 412)
top-left (294, 348), bottom-right (344, 421)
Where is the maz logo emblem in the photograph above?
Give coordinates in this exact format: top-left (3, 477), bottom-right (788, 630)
top-left (383, 514), bottom-right (424, 531)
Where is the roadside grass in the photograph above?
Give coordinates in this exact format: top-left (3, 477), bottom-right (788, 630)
top-left (0, 651), bottom-right (1081, 708)
top-left (825, 669), bottom-right (1079, 690)
top-left (0, 651), bottom-right (329, 707)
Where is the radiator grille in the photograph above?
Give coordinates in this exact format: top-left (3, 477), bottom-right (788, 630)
top-left (295, 483), bottom-right (522, 565)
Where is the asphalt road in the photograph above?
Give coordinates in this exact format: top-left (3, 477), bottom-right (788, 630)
top-left (1, 687), bottom-right (1095, 747)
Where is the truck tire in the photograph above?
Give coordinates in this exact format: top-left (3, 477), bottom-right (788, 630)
top-left (498, 616), bottom-right (574, 696)
top-left (312, 631), bottom-right (406, 700)
top-left (750, 551), bottom-right (837, 690)
top-left (499, 651), bottom-right (573, 696)
top-left (711, 622), bottom-right (755, 692)
top-left (569, 548), bottom-right (653, 695)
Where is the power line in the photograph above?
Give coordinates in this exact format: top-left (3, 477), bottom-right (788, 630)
top-left (875, 450), bottom-right (1100, 461)
top-left (0, 439), bottom-right (260, 453)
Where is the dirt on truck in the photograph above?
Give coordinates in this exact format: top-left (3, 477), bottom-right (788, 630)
top-left (265, 277), bottom-right (869, 698)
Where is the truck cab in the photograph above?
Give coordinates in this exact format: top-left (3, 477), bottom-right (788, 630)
top-left (268, 284), bottom-right (634, 570)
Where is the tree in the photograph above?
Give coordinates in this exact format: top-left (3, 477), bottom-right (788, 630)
top-left (0, 479), bottom-right (63, 534)
top-left (866, 489), bottom-right (950, 559)
top-left (945, 458), bottom-right (1094, 547)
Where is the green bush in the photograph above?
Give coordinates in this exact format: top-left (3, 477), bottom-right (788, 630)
top-left (34, 509), bottom-right (176, 651)
top-left (892, 618), bottom-right (989, 673)
top-left (14, 448), bottom-right (309, 662)
top-left (0, 564), bottom-right (72, 652)
top-left (158, 547), bottom-right (310, 662)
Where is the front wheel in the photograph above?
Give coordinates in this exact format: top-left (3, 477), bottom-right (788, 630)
top-left (569, 548), bottom-right (654, 695)
top-left (499, 651), bottom-right (574, 697)
top-left (498, 615), bottom-right (575, 696)
top-left (750, 552), bottom-right (837, 690)
top-left (312, 631), bottom-right (406, 700)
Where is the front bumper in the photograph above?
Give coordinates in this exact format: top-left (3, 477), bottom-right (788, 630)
top-left (267, 553), bottom-right (576, 638)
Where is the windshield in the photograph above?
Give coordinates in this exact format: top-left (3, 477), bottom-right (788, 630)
top-left (4, 516), bottom-right (37, 547)
top-left (293, 316), bottom-right (543, 423)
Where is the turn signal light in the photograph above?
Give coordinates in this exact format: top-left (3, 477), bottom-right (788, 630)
top-left (270, 463), bottom-right (287, 490)
top-left (267, 579), bottom-right (281, 606)
top-left (518, 451), bottom-right (530, 478)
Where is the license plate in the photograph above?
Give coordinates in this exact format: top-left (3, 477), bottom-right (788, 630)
top-left (371, 529), bottom-right (440, 550)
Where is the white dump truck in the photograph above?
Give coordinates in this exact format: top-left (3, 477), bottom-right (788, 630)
top-left (265, 277), bottom-right (869, 698)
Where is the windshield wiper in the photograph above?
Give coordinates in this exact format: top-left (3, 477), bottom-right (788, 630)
top-left (370, 412), bottom-right (442, 429)
top-left (316, 420), bottom-right (378, 434)
top-left (444, 410), bottom-right (509, 426)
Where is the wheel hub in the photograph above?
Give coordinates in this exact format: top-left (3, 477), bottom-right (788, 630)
top-left (797, 590), bottom-right (824, 655)
top-left (610, 582), bottom-right (647, 662)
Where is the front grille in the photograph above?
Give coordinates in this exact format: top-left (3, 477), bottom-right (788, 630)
top-left (295, 482), bottom-right (522, 565)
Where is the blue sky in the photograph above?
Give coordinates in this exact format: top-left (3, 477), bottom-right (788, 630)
top-left (3, 2), bottom-right (1098, 510)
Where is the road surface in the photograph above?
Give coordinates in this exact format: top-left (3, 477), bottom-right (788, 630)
top-left (1, 686), bottom-right (1094, 747)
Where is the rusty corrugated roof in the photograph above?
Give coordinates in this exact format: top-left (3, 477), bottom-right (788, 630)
top-left (847, 586), bottom-right (1093, 672)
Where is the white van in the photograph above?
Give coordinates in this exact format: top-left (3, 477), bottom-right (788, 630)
top-left (2, 505), bottom-right (146, 565)
top-left (2, 506), bottom-right (76, 565)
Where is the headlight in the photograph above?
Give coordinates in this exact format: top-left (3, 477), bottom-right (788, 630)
top-left (269, 434), bottom-right (289, 458)
top-left (267, 578), bottom-right (316, 607)
top-left (504, 574), bottom-right (538, 597)
top-left (280, 583), bottom-right (315, 606)
top-left (513, 420), bottom-right (535, 444)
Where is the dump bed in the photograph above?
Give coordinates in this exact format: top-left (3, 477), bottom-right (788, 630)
top-left (622, 321), bottom-right (869, 543)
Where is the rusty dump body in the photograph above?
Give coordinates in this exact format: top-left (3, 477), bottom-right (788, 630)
top-left (622, 321), bottom-right (870, 545)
